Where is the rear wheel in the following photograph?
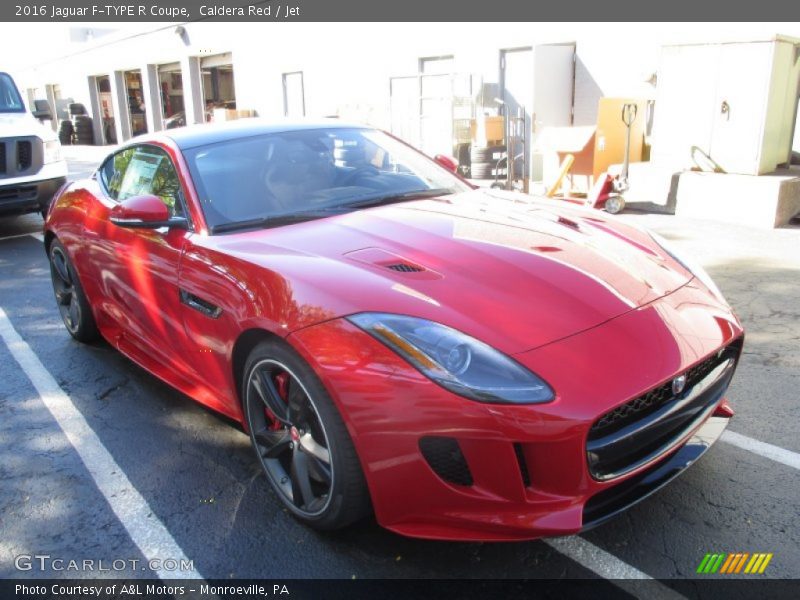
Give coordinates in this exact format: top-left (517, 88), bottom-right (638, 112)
top-left (48, 240), bottom-right (99, 342)
top-left (243, 340), bottom-right (370, 530)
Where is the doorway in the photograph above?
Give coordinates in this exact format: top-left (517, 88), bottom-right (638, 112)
top-left (282, 71), bottom-right (305, 117)
top-left (200, 53), bottom-right (236, 122)
top-left (158, 63), bottom-right (185, 129)
top-left (123, 70), bottom-right (147, 136)
top-left (500, 43), bottom-right (575, 182)
top-left (92, 75), bottom-right (116, 144)
top-left (499, 47), bottom-right (533, 183)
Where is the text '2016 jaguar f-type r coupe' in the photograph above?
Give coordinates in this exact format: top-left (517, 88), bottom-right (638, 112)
top-left (44, 120), bottom-right (743, 541)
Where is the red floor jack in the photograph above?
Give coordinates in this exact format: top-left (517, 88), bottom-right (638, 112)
top-left (548, 102), bottom-right (638, 215)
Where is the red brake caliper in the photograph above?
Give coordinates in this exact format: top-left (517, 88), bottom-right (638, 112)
top-left (265, 372), bottom-right (290, 430)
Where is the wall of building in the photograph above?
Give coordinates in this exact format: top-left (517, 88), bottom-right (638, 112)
top-left (15, 22), bottom-right (800, 157)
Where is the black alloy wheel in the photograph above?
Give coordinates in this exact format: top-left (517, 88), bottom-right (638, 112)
top-left (247, 359), bottom-right (333, 516)
top-left (243, 341), bottom-right (370, 529)
top-left (48, 240), bottom-right (99, 342)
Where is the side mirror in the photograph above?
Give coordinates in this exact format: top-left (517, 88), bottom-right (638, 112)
top-left (32, 99), bottom-right (53, 122)
top-left (433, 154), bottom-right (459, 174)
top-left (109, 195), bottom-right (187, 229)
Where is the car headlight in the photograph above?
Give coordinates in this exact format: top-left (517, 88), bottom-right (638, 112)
top-left (649, 230), bottom-right (727, 304)
top-left (347, 313), bottom-right (554, 404)
top-left (44, 139), bottom-right (62, 164)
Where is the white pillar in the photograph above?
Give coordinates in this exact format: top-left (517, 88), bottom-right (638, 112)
top-left (86, 77), bottom-right (103, 145)
top-left (181, 56), bottom-right (204, 125)
top-left (141, 64), bottom-right (163, 133)
top-left (110, 71), bottom-right (131, 142)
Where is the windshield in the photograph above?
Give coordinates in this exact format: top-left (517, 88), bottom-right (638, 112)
top-left (183, 127), bottom-right (471, 232)
top-left (0, 73), bottom-right (25, 113)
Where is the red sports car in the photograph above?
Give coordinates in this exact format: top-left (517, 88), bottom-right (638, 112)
top-left (44, 120), bottom-right (743, 541)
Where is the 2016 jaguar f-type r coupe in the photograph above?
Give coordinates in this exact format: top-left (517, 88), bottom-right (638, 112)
top-left (45, 120), bottom-right (743, 540)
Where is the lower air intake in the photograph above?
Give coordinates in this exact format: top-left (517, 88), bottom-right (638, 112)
top-left (419, 436), bottom-right (473, 486)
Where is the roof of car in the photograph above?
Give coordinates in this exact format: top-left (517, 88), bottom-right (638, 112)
top-left (154, 118), bottom-right (370, 150)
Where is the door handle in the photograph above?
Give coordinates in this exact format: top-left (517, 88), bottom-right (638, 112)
top-left (179, 289), bottom-right (222, 319)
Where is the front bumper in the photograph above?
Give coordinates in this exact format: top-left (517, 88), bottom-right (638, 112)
top-left (0, 175), bottom-right (66, 217)
top-left (288, 279), bottom-right (743, 541)
top-left (581, 414), bottom-right (729, 531)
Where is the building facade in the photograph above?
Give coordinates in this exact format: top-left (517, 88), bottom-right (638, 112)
top-left (14, 22), bottom-right (800, 168)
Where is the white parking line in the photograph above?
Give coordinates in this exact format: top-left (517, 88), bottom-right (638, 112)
top-left (0, 306), bottom-right (203, 580)
top-left (722, 430), bottom-right (800, 471)
top-left (545, 537), bottom-right (686, 598)
top-left (0, 232), bottom-right (41, 242)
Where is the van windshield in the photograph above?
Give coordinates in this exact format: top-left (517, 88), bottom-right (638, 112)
top-left (0, 73), bottom-right (25, 113)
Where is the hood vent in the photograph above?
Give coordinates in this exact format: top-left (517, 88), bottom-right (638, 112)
top-left (386, 262), bottom-right (425, 273)
top-left (344, 247), bottom-right (442, 280)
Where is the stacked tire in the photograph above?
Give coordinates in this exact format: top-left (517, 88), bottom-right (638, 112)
top-left (58, 120), bottom-right (73, 145)
top-left (69, 103), bottom-right (94, 146)
top-left (469, 145), bottom-right (506, 180)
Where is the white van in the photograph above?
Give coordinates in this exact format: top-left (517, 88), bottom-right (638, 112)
top-left (1, 72), bottom-right (68, 218)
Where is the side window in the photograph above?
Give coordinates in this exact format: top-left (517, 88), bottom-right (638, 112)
top-left (100, 147), bottom-right (137, 200)
top-left (101, 145), bottom-right (185, 218)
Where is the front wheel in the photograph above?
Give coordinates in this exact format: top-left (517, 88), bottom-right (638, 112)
top-left (243, 340), bottom-right (370, 530)
top-left (49, 239), bottom-right (100, 343)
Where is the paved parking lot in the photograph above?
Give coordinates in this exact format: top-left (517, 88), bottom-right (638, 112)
top-left (0, 153), bottom-right (798, 589)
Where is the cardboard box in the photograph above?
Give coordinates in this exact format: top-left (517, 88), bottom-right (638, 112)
top-left (212, 108), bottom-right (256, 122)
top-left (471, 116), bottom-right (505, 145)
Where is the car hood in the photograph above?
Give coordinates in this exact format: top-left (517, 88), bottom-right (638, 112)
top-left (210, 190), bottom-right (693, 354)
top-left (0, 112), bottom-right (56, 141)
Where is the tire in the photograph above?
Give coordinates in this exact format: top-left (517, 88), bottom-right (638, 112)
top-left (73, 115), bottom-right (92, 127)
top-left (242, 339), bottom-right (371, 530)
top-left (470, 145), bottom-right (506, 163)
top-left (58, 121), bottom-right (74, 145)
top-left (68, 102), bottom-right (86, 116)
top-left (48, 239), bottom-right (100, 343)
top-left (470, 161), bottom-right (506, 179)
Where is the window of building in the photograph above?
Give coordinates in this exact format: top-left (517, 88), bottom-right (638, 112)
top-left (200, 53), bottom-right (236, 122)
top-left (282, 71), bottom-right (305, 117)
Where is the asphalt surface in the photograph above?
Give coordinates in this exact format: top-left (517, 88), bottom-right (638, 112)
top-left (0, 154), bottom-right (798, 586)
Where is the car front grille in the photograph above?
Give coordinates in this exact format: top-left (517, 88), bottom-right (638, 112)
top-left (587, 337), bottom-right (743, 481)
top-left (0, 138), bottom-right (41, 179)
top-left (17, 140), bottom-right (32, 172)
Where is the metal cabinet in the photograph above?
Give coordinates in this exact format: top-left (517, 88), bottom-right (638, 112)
top-left (651, 36), bottom-right (800, 175)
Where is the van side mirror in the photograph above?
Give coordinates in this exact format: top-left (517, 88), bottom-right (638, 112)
top-left (32, 99), bottom-right (53, 122)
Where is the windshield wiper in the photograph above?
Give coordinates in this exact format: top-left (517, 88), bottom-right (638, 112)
top-left (210, 209), bottom-right (344, 234)
top-left (343, 188), bottom-right (454, 209)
